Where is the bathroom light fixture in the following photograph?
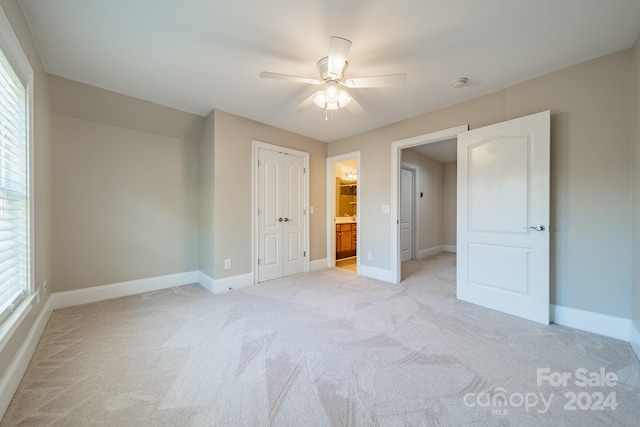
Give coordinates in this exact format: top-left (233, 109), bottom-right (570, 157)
top-left (344, 170), bottom-right (357, 180)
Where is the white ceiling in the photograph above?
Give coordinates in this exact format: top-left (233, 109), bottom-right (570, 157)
top-left (17, 0), bottom-right (640, 143)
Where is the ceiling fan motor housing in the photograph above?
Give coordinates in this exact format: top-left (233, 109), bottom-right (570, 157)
top-left (317, 56), bottom-right (348, 81)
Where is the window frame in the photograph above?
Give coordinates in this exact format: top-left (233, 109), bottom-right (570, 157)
top-left (0, 5), bottom-right (36, 351)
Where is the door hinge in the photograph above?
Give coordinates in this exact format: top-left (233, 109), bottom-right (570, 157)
top-left (303, 167), bottom-right (306, 173)
top-left (257, 258), bottom-right (260, 265)
top-left (257, 159), bottom-right (260, 167)
top-left (257, 209), bottom-right (260, 216)
top-left (303, 251), bottom-right (306, 257)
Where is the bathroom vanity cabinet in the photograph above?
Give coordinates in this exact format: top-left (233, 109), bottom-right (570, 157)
top-left (336, 223), bottom-right (357, 259)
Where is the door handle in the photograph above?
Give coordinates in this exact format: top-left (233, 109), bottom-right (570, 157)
top-left (278, 218), bottom-right (283, 222)
top-left (527, 225), bottom-right (545, 231)
top-left (284, 218), bottom-right (291, 222)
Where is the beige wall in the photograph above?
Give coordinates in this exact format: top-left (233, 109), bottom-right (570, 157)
top-left (0, 0), bottom-right (52, 400)
top-left (50, 78), bottom-right (203, 292)
top-left (206, 110), bottom-right (326, 280)
top-left (198, 111), bottom-right (215, 277)
top-left (329, 50), bottom-right (634, 319)
top-left (51, 115), bottom-right (200, 291)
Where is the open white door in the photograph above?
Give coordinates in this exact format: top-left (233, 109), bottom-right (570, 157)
top-left (400, 167), bottom-right (414, 262)
top-left (457, 111), bottom-right (550, 324)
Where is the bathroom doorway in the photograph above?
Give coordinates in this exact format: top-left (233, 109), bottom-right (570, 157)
top-left (326, 152), bottom-right (360, 274)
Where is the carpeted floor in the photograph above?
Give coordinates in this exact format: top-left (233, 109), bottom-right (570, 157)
top-left (2, 253), bottom-right (639, 426)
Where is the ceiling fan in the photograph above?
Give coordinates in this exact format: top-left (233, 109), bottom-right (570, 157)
top-left (259, 36), bottom-right (406, 119)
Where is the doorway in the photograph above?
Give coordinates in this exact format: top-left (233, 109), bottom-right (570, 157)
top-left (326, 152), bottom-right (360, 273)
top-left (390, 112), bottom-right (550, 324)
top-left (390, 125), bottom-right (468, 283)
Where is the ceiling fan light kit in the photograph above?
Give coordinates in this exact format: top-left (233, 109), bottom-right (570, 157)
top-left (313, 80), bottom-right (352, 111)
top-left (260, 36), bottom-right (406, 118)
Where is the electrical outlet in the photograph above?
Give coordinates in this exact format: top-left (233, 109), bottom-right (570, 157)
top-left (224, 259), bottom-right (232, 270)
top-left (381, 204), bottom-right (390, 214)
top-left (367, 251), bottom-right (372, 260)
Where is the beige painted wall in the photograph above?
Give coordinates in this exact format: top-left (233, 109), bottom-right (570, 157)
top-left (329, 50), bottom-right (634, 319)
top-left (0, 0), bottom-right (53, 398)
top-left (208, 110), bottom-right (327, 280)
top-left (198, 111), bottom-right (215, 277)
top-left (442, 162), bottom-right (457, 246)
top-left (52, 115), bottom-right (200, 291)
top-left (401, 150), bottom-right (443, 255)
top-left (50, 78), bottom-right (203, 292)
top-left (48, 75), bottom-right (203, 142)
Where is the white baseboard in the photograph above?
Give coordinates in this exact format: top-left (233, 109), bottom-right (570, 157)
top-left (198, 271), bottom-right (254, 294)
top-left (197, 271), bottom-right (216, 293)
top-left (630, 321), bottom-right (640, 361)
top-left (50, 271), bottom-right (200, 310)
top-left (550, 304), bottom-right (630, 342)
top-left (360, 265), bottom-right (393, 283)
top-left (418, 246), bottom-right (442, 259)
top-left (309, 258), bottom-right (328, 272)
top-left (416, 245), bottom-right (456, 259)
top-left (0, 295), bottom-right (53, 419)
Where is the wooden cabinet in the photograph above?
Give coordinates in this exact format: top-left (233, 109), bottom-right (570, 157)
top-left (336, 223), bottom-right (357, 259)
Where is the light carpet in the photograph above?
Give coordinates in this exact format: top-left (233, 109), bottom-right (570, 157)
top-left (2, 253), bottom-right (639, 426)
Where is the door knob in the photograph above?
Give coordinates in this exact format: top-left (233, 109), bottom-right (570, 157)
top-left (284, 218), bottom-right (290, 222)
top-left (278, 218), bottom-right (283, 222)
top-left (527, 225), bottom-right (545, 231)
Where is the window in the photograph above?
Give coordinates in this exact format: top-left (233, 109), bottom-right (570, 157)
top-left (0, 14), bottom-right (31, 326)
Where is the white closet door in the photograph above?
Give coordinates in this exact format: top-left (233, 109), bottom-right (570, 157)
top-left (257, 148), bottom-right (306, 282)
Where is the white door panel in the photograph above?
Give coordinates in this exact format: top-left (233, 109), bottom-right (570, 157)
top-left (258, 154), bottom-right (282, 282)
top-left (469, 137), bottom-right (530, 233)
top-left (457, 111), bottom-right (550, 324)
top-left (400, 167), bottom-right (414, 262)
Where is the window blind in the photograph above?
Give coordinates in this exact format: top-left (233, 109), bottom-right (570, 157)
top-left (0, 45), bottom-right (28, 325)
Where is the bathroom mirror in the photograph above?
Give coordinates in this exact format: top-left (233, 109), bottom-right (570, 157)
top-left (336, 178), bottom-right (357, 217)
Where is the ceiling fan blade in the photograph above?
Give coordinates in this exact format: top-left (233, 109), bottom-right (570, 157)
top-left (294, 92), bottom-right (318, 112)
top-left (259, 71), bottom-right (321, 85)
top-left (344, 73), bottom-right (407, 88)
top-left (327, 36), bottom-right (352, 79)
top-left (345, 95), bottom-right (364, 115)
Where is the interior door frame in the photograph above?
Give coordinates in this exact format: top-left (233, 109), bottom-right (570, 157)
top-left (326, 151), bottom-right (361, 271)
top-left (252, 140), bottom-right (310, 284)
top-left (390, 125), bottom-right (468, 283)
